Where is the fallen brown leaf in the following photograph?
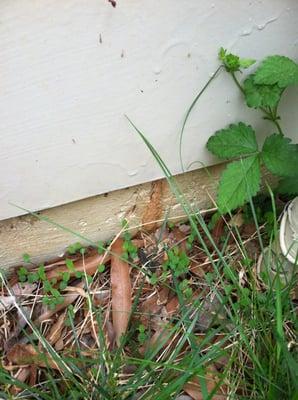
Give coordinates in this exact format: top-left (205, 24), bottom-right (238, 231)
top-left (46, 253), bottom-right (110, 281)
top-left (34, 281), bottom-right (85, 325)
top-left (111, 238), bottom-right (132, 345)
top-left (139, 289), bottom-right (168, 328)
top-left (240, 222), bottom-right (257, 238)
top-left (28, 365), bottom-right (37, 387)
top-left (11, 282), bottom-right (37, 297)
top-left (86, 314), bottom-right (115, 350)
top-left (156, 287), bottom-right (170, 305)
top-left (55, 337), bottom-right (64, 351)
top-left (44, 239), bottom-right (143, 281)
top-left (93, 290), bottom-right (110, 307)
top-left (3, 305), bottom-right (32, 353)
top-left (10, 367), bottom-right (30, 395)
top-left (0, 295), bottom-right (16, 310)
top-left (212, 217), bottom-right (225, 246)
top-left (45, 258), bottom-right (77, 269)
top-left (229, 213), bottom-right (244, 228)
top-left (47, 311), bottom-right (66, 345)
top-left (64, 286), bottom-right (87, 297)
top-left (190, 253), bottom-right (212, 278)
top-left (140, 323), bottom-right (173, 355)
top-left (7, 344), bottom-right (59, 370)
top-left (104, 320), bottom-right (116, 350)
top-left (190, 261), bottom-right (205, 278)
top-left (141, 287), bottom-right (169, 312)
top-left (132, 238), bottom-right (145, 248)
top-left (165, 296), bottom-right (179, 317)
top-left (183, 365), bottom-right (226, 400)
top-left (212, 334), bottom-right (230, 371)
top-left (140, 292), bottom-right (162, 316)
top-left (191, 293), bottom-right (224, 333)
top-left (171, 227), bottom-right (188, 252)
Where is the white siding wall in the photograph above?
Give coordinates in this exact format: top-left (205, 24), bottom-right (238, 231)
top-left (0, 0), bottom-right (297, 220)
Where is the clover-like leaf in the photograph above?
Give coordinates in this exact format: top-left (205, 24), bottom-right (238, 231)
top-left (261, 134), bottom-right (298, 177)
top-left (254, 55), bottom-right (298, 88)
top-left (207, 123), bottom-right (258, 159)
top-left (243, 75), bottom-right (282, 109)
top-left (217, 155), bottom-right (261, 213)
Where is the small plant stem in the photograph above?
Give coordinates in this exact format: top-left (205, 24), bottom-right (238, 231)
top-left (270, 101), bottom-right (284, 136)
top-left (263, 107), bottom-right (284, 135)
top-left (272, 118), bottom-right (283, 135)
top-left (179, 65), bottom-right (223, 172)
top-left (231, 72), bottom-right (285, 135)
top-left (231, 71), bottom-right (245, 94)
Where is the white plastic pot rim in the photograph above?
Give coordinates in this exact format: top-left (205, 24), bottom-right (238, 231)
top-left (279, 196), bottom-right (298, 265)
top-left (256, 236), bottom-right (295, 285)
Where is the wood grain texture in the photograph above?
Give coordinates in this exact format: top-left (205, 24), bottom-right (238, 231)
top-left (0, 163), bottom-right (277, 271)
top-left (142, 180), bottom-right (164, 232)
top-left (0, 164), bottom-right (224, 269)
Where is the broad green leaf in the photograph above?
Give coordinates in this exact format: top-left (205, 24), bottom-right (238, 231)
top-left (243, 75), bottom-right (282, 109)
top-left (207, 123), bottom-right (258, 159)
top-left (254, 55), bottom-right (298, 88)
top-left (217, 155), bottom-right (261, 213)
top-left (277, 177), bottom-right (298, 195)
top-left (261, 134), bottom-right (298, 177)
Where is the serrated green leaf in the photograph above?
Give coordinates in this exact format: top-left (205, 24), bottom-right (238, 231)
top-left (218, 48), bottom-right (240, 72)
top-left (38, 265), bottom-right (46, 281)
top-left (239, 58), bottom-right (256, 69)
top-left (254, 55), bottom-right (298, 88)
top-left (207, 123), bottom-right (258, 159)
top-left (59, 281), bottom-right (68, 291)
top-left (18, 267), bottom-right (28, 276)
top-left (261, 134), bottom-right (298, 177)
top-left (62, 271), bottom-right (70, 282)
top-left (218, 48), bottom-right (255, 71)
top-left (217, 155), bottom-right (261, 213)
top-left (277, 177), bottom-right (298, 195)
top-left (223, 53), bottom-right (240, 72)
top-left (28, 273), bottom-right (39, 283)
top-left (44, 280), bottom-right (52, 292)
top-left (66, 258), bottom-right (75, 271)
top-left (67, 242), bottom-right (83, 255)
top-left (50, 288), bottom-right (61, 298)
top-left (243, 75), bottom-right (282, 109)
